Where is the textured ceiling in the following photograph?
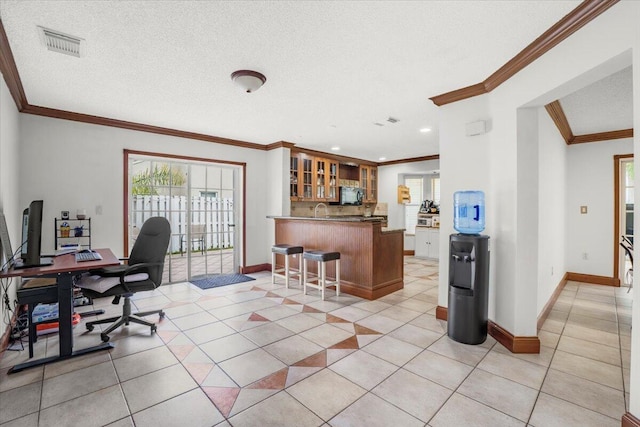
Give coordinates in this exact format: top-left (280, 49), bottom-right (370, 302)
top-left (560, 66), bottom-right (633, 136)
top-left (0, 1), bottom-right (586, 161)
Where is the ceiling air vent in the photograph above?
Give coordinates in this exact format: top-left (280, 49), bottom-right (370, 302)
top-left (38, 26), bottom-right (83, 57)
top-left (386, 117), bottom-right (399, 124)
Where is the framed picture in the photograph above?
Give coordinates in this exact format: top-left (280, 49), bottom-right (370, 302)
top-left (61, 210), bottom-right (69, 220)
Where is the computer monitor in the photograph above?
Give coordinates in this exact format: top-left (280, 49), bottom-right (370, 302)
top-left (18, 200), bottom-right (52, 268)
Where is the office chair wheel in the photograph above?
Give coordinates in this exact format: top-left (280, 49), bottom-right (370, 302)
top-left (86, 324), bottom-right (95, 332)
top-left (159, 311), bottom-right (165, 319)
top-left (151, 325), bottom-right (157, 334)
top-left (100, 333), bottom-right (110, 342)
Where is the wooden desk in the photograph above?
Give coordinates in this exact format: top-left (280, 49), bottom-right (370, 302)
top-left (1, 248), bottom-right (120, 373)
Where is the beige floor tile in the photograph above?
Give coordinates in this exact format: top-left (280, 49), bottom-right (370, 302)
top-left (557, 335), bottom-right (622, 366)
top-left (430, 392), bottom-right (524, 427)
top-left (104, 417), bottom-right (134, 427)
top-left (550, 350), bottom-right (623, 391)
top-left (40, 361), bottom-right (118, 409)
top-left (287, 369), bottom-right (366, 420)
top-left (372, 368), bottom-right (451, 422)
top-left (240, 322), bottom-right (294, 346)
top-left (121, 364), bottom-right (197, 413)
top-left (108, 333), bottom-right (165, 360)
top-left (350, 300), bottom-right (392, 313)
top-left (458, 368), bottom-right (538, 422)
top-left (388, 323), bottom-right (443, 348)
top-left (428, 335), bottom-right (491, 367)
top-left (263, 334), bottom-right (323, 365)
top-left (404, 349), bottom-right (473, 390)
top-left (538, 329), bottom-right (560, 349)
top-left (228, 391), bottom-right (323, 427)
top-left (0, 365), bottom-right (43, 393)
top-left (567, 312), bottom-right (618, 334)
top-left (0, 412), bottom-right (39, 427)
top-left (184, 320), bottom-right (236, 345)
top-left (562, 323), bottom-right (620, 348)
top-left (361, 335), bottom-right (423, 366)
top-left (409, 313), bottom-right (447, 334)
top-left (540, 318), bottom-right (565, 334)
top-left (355, 313), bottom-right (404, 334)
top-left (377, 305), bottom-right (422, 323)
top-left (199, 332), bottom-right (257, 363)
top-left (328, 305), bottom-right (374, 322)
top-left (171, 310), bottom-right (219, 331)
top-left (113, 345), bottom-right (179, 381)
top-left (0, 381), bottom-right (41, 424)
top-left (493, 341), bottom-right (554, 367)
top-left (133, 388), bottom-right (224, 427)
top-left (330, 392), bottom-right (424, 427)
top-left (299, 323), bottom-right (353, 348)
top-left (274, 312), bottom-right (324, 333)
top-left (42, 350), bottom-right (110, 380)
top-left (330, 350), bottom-right (398, 390)
top-left (542, 368), bottom-right (625, 419)
top-left (529, 392), bottom-right (619, 427)
top-left (38, 384), bottom-right (129, 427)
top-left (218, 348), bottom-right (287, 387)
top-left (477, 350), bottom-right (547, 389)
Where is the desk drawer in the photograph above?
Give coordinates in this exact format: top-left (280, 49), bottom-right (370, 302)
top-left (17, 279), bottom-right (58, 305)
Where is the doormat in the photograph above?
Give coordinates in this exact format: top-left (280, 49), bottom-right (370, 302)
top-left (190, 274), bottom-right (255, 290)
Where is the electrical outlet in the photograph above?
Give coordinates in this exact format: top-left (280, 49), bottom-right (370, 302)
top-left (551, 266), bottom-right (554, 275)
top-left (582, 252), bottom-right (588, 260)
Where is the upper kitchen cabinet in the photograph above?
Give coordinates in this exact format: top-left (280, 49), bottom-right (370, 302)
top-left (360, 165), bottom-right (377, 202)
top-left (314, 158), bottom-right (339, 202)
top-left (290, 152), bottom-right (314, 201)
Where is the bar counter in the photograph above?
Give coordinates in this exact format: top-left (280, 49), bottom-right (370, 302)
top-left (269, 216), bottom-right (404, 299)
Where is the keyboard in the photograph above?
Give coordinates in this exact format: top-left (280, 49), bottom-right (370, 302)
top-left (75, 251), bottom-right (103, 262)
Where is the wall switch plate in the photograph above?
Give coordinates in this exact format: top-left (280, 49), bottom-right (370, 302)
top-left (580, 206), bottom-right (587, 214)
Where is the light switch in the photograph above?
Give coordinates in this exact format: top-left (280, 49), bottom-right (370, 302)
top-left (580, 206), bottom-right (587, 214)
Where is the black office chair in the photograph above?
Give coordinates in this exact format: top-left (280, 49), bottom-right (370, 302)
top-left (82, 217), bottom-right (171, 342)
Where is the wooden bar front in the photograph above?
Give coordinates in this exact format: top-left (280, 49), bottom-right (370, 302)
top-left (274, 218), bottom-right (404, 299)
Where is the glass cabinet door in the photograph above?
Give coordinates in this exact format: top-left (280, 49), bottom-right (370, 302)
top-left (290, 155), bottom-right (299, 199)
top-left (327, 160), bottom-right (339, 202)
top-left (302, 156), bottom-right (313, 200)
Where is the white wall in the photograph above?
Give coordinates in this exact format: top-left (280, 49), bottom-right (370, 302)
top-left (18, 115), bottom-right (272, 268)
top-left (537, 107), bottom-right (567, 315)
top-left (566, 138), bottom-right (633, 276)
top-left (438, 1), bottom-right (640, 416)
top-left (0, 77), bottom-right (21, 334)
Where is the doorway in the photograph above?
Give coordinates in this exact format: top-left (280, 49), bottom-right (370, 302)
top-left (125, 151), bottom-right (242, 284)
top-left (615, 154), bottom-right (634, 286)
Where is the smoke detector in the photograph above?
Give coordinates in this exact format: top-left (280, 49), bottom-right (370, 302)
top-left (38, 26), bottom-right (83, 57)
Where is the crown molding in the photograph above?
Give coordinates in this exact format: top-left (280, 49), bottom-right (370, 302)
top-left (571, 128), bottom-right (633, 144)
top-left (544, 100), bottom-right (574, 143)
top-left (266, 141), bottom-right (296, 150)
top-left (430, 0), bottom-right (619, 106)
top-left (378, 155), bottom-right (439, 166)
top-left (0, 18), bottom-right (28, 111)
top-left (545, 100), bottom-right (633, 145)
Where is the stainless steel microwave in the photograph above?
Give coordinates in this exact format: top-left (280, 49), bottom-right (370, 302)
top-left (339, 187), bottom-right (364, 205)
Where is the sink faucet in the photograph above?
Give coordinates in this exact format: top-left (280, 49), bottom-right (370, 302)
top-left (314, 203), bottom-right (328, 218)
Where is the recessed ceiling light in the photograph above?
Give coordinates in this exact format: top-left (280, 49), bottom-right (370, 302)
top-left (379, 157), bottom-right (387, 161)
top-left (420, 128), bottom-right (432, 133)
top-left (331, 146), bottom-right (340, 151)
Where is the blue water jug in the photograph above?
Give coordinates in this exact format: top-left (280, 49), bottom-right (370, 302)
top-left (454, 191), bottom-right (485, 234)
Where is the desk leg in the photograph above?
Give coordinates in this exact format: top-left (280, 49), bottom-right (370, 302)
top-left (8, 272), bottom-right (114, 374)
top-left (57, 272), bottom-right (74, 356)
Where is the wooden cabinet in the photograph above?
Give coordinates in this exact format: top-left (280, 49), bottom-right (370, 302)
top-left (360, 166), bottom-right (377, 202)
top-left (415, 227), bottom-right (439, 259)
top-left (314, 158), bottom-right (339, 202)
top-left (290, 153), bottom-right (314, 201)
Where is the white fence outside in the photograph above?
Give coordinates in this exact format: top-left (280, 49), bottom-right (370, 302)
top-left (131, 195), bottom-right (235, 252)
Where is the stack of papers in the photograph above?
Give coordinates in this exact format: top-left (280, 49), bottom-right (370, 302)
top-left (55, 244), bottom-right (81, 256)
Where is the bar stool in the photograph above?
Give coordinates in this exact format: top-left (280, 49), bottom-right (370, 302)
top-left (271, 244), bottom-right (304, 288)
top-left (303, 250), bottom-right (340, 300)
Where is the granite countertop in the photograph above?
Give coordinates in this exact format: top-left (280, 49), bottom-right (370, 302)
top-left (268, 215), bottom-right (404, 233)
top-left (268, 215), bottom-right (386, 222)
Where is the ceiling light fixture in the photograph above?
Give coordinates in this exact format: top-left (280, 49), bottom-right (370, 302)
top-left (230, 70), bottom-right (267, 93)
top-left (331, 146), bottom-right (340, 151)
top-left (379, 157), bottom-right (387, 161)
top-left (420, 128), bottom-right (432, 133)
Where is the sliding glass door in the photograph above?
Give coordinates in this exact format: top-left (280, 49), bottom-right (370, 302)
top-left (127, 154), bottom-right (240, 284)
